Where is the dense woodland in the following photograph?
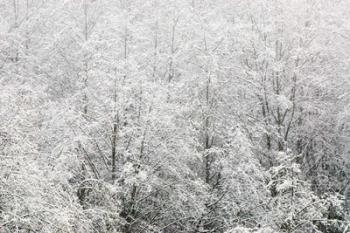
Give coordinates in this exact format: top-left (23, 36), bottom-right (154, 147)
top-left (1, 0), bottom-right (350, 232)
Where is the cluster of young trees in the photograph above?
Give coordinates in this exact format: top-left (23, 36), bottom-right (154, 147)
top-left (1, 0), bottom-right (350, 232)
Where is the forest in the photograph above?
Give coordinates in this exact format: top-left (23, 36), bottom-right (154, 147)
top-left (0, 0), bottom-right (350, 232)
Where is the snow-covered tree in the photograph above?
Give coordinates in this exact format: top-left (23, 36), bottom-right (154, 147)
top-left (1, 0), bottom-right (350, 232)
